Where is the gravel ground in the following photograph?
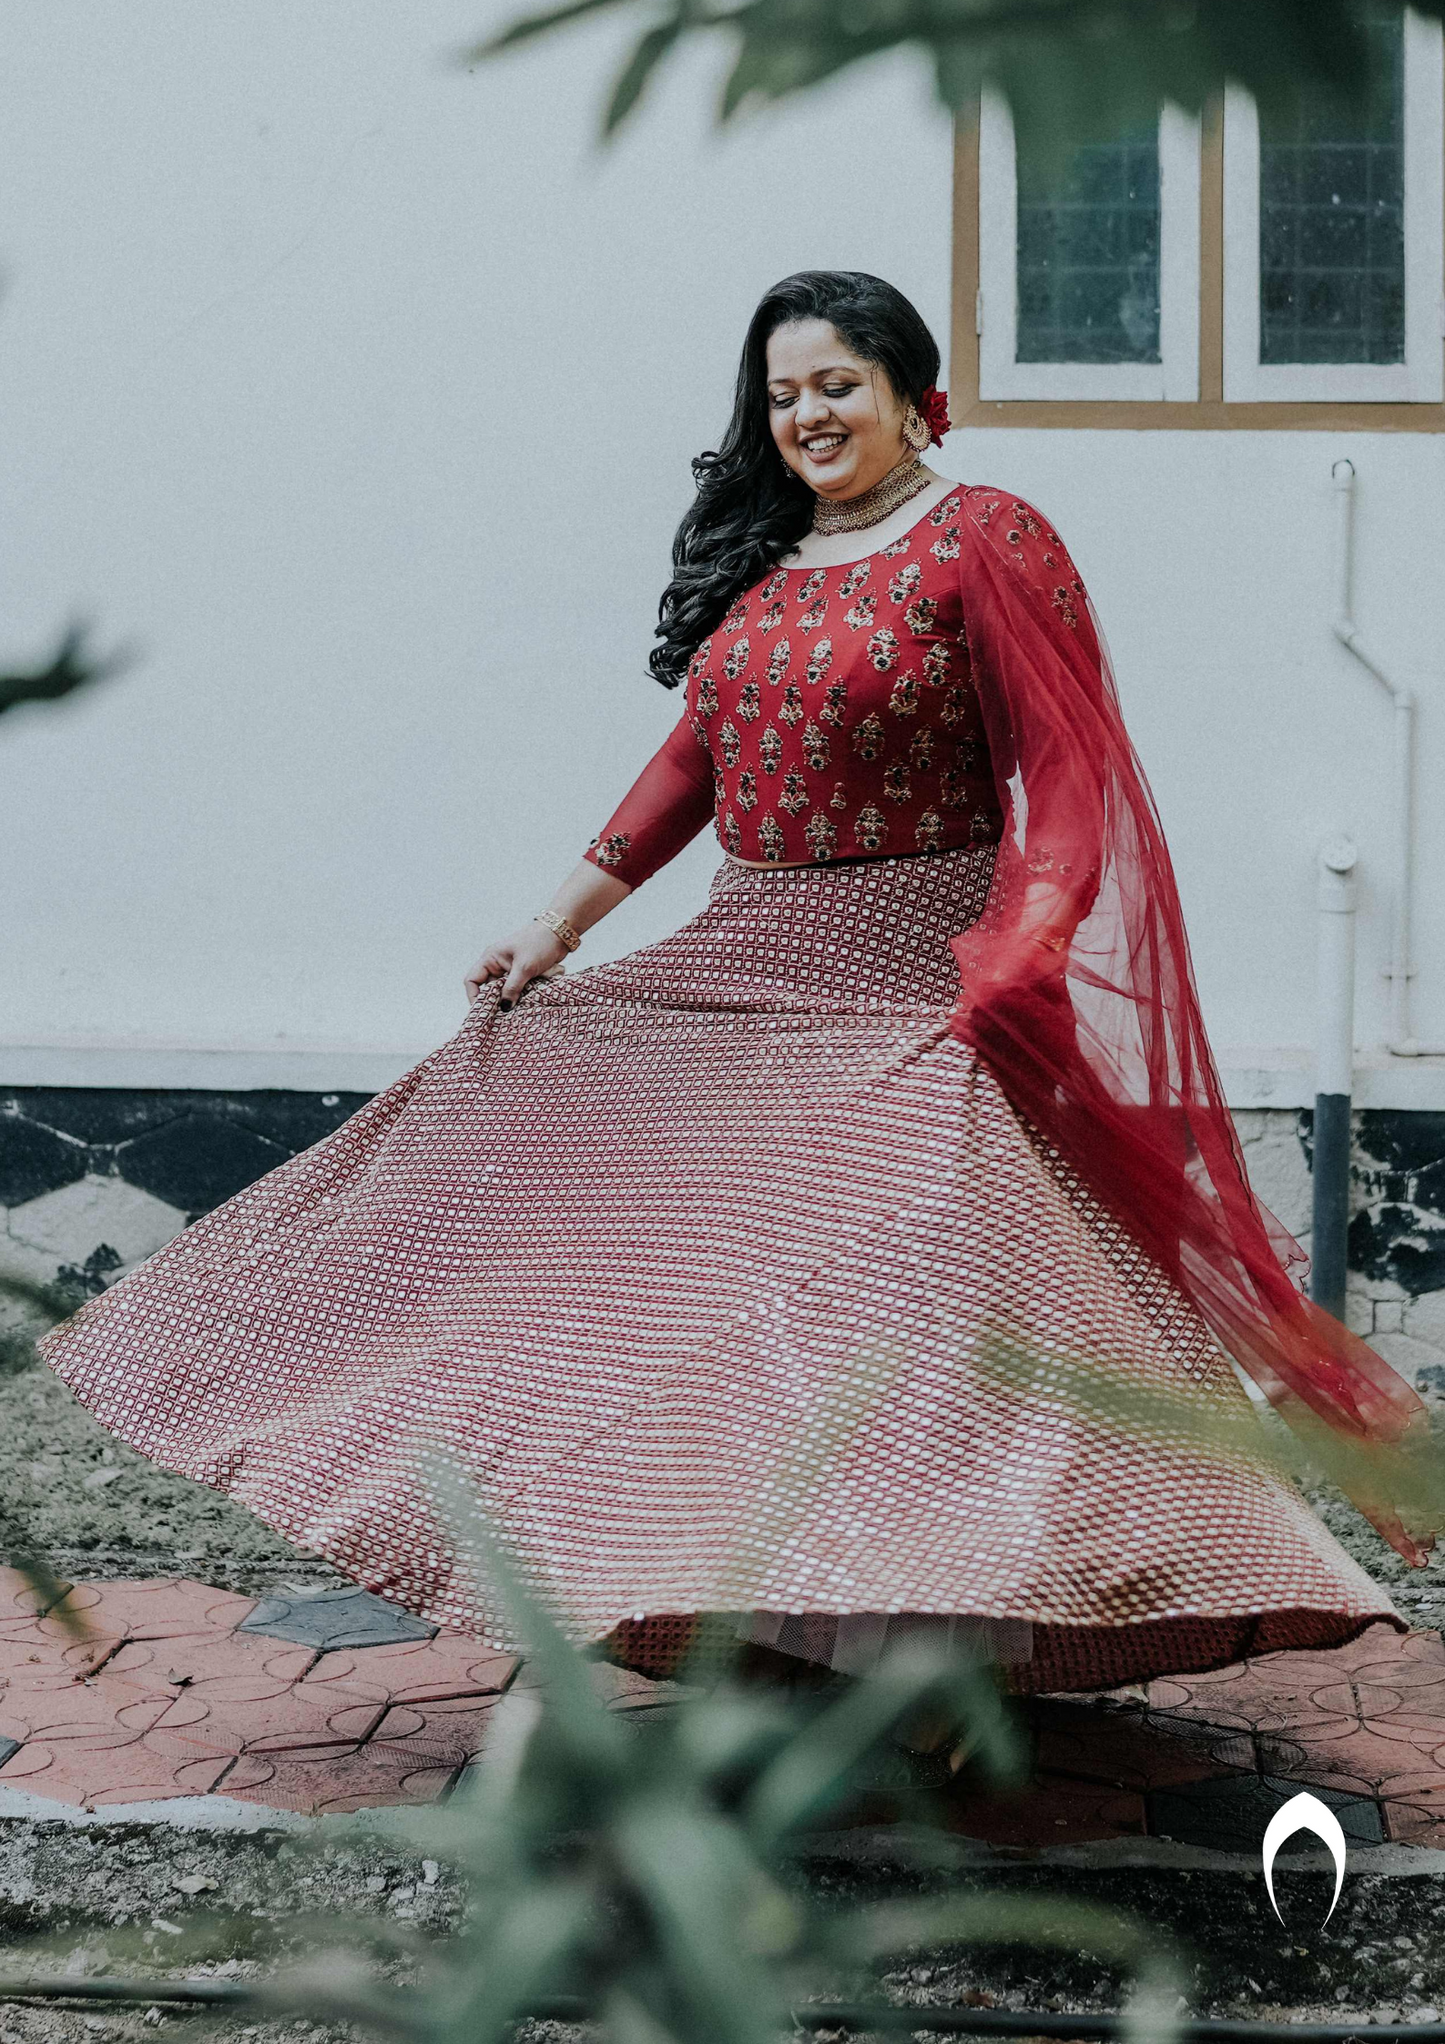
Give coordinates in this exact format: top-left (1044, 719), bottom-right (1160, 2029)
top-left (0, 1831), bottom-right (1443, 2044)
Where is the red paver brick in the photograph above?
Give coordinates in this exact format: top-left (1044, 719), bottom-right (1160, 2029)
top-left (1032, 1701), bottom-right (1251, 1790)
top-left (347, 1635), bottom-right (518, 1702)
top-left (78, 1579), bottom-right (256, 1641)
top-left (1384, 1787), bottom-right (1445, 1845)
top-left (941, 1776), bottom-right (1149, 1847)
top-left (368, 1701), bottom-right (499, 1767)
top-left (219, 1748), bottom-right (435, 1816)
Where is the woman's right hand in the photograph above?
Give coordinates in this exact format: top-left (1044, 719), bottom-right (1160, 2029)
top-left (465, 923), bottom-right (568, 1010)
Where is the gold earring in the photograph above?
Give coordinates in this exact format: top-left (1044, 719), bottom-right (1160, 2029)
top-left (902, 406), bottom-right (930, 455)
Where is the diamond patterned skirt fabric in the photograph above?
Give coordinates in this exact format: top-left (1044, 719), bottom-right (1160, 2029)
top-left (41, 847), bottom-right (1399, 1694)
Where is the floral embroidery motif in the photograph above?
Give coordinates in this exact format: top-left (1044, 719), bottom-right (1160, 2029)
top-left (820, 680), bottom-right (849, 727)
top-left (852, 714), bottom-right (885, 760)
top-left (888, 672), bottom-right (920, 718)
top-left (922, 643), bottom-right (953, 686)
top-left (801, 720), bottom-right (830, 770)
top-left (867, 627), bottom-right (898, 672)
top-left (594, 522), bottom-right (1026, 882)
top-left (592, 831), bottom-right (631, 868)
top-left (1052, 586), bottom-right (1079, 630)
top-left (854, 803), bottom-right (887, 851)
top-left (804, 811), bottom-right (837, 859)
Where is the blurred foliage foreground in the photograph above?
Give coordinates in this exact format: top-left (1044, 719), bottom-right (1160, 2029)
top-left (0, 1483), bottom-right (1189, 2044)
top-left (469, 0), bottom-right (1445, 154)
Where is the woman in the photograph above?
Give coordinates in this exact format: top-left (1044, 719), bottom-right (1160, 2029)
top-left (42, 272), bottom-right (1438, 1698)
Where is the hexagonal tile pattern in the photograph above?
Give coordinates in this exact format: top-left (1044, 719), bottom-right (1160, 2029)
top-left (6, 1174), bottom-right (186, 1266)
top-left (0, 1568), bottom-right (1440, 1834)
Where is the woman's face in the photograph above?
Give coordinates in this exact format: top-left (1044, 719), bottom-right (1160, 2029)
top-left (765, 318), bottom-right (911, 501)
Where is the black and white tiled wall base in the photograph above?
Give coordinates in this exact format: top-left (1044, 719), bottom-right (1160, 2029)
top-left (0, 1088), bottom-right (369, 1324)
top-left (3, 1090), bottom-right (1445, 1397)
top-left (1234, 1107), bottom-right (1445, 1401)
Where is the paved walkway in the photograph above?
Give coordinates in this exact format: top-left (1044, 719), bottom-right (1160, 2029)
top-left (1, 1568), bottom-right (1442, 1846)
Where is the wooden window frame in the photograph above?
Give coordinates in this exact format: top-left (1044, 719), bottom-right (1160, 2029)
top-left (951, 61), bottom-right (1445, 429)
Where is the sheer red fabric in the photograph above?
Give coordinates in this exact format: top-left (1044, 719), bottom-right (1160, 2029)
top-left (950, 488), bottom-right (1440, 1565)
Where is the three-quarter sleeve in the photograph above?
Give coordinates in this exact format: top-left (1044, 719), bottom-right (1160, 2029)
top-left (583, 711), bottom-right (716, 889)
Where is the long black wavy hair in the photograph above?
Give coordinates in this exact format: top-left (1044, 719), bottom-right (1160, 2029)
top-left (649, 270), bottom-right (942, 690)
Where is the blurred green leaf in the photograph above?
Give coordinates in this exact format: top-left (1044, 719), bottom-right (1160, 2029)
top-left (467, 0), bottom-right (1443, 153)
top-left (0, 622), bottom-right (131, 720)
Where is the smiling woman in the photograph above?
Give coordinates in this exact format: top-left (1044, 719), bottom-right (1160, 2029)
top-left (40, 270), bottom-right (1440, 1707)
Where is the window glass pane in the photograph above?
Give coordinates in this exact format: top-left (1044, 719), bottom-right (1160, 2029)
top-left (1258, 5), bottom-right (1405, 365)
top-left (1015, 123), bottom-right (1161, 364)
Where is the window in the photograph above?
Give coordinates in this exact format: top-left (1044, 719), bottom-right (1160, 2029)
top-left (1223, 6), bottom-right (1443, 401)
top-left (977, 95), bottom-right (1200, 400)
top-left (953, 5), bottom-right (1445, 427)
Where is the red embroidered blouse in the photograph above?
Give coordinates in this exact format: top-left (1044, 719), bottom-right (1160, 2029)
top-left (583, 486), bottom-right (1049, 888)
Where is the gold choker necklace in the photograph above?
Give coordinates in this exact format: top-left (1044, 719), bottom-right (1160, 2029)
top-left (810, 455), bottom-right (930, 536)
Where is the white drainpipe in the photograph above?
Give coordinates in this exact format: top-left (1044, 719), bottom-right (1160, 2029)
top-left (1331, 457), bottom-right (1443, 1055)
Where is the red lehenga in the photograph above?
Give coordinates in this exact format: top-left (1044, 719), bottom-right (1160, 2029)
top-left (39, 484), bottom-right (1439, 1697)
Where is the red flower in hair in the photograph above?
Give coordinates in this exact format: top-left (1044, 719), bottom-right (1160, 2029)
top-left (920, 385), bottom-right (951, 445)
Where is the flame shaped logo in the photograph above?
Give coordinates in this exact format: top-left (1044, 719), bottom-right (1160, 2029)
top-left (1262, 1791), bottom-right (1347, 1925)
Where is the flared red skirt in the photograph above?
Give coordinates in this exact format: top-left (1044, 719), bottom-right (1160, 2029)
top-left (40, 847), bottom-right (1400, 1693)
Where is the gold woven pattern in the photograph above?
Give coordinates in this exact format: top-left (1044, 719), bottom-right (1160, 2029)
top-left (41, 847), bottom-right (1399, 1694)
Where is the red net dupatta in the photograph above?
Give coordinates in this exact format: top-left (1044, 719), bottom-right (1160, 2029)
top-left (950, 489), bottom-right (1441, 1566)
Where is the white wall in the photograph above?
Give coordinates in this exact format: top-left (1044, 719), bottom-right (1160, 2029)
top-left (2, 3), bottom-right (1442, 1087)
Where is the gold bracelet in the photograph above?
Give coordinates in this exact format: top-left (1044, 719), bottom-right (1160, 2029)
top-left (535, 908), bottom-right (581, 953)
